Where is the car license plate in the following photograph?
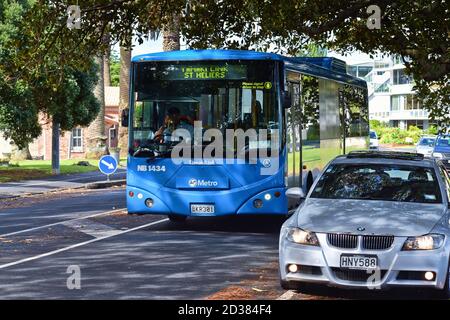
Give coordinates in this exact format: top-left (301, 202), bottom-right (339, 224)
top-left (340, 255), bottom-right (378, 270)
top-left (190, 204), bottom-right (215, 214)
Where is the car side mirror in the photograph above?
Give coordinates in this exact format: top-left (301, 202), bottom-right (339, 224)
top-left (121, 108), bottom-right (129, 127)
top-left (282, 90), bottom-right (292, 108)
top-left (286, 187), bottom-right (306, 200)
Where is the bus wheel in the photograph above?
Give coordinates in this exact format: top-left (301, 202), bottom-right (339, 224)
top-left (168, 214), bottom-right (187, 223)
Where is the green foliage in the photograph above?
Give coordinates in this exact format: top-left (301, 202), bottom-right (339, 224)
top-left (0, 0), bottom-right (100, 148)
top-left (110, 50), bottom-right (120, 87)
top-left (425, 125), bottom-right (438, 135)
top-left (376, 126), bottom-right (423, 145)
top-left (180, 0), bottom-right (449, 128)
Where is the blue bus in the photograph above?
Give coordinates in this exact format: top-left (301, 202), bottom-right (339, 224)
top-left (123, 50), bottom-right (368, 222)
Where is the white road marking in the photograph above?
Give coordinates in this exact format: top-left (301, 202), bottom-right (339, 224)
top-left (276, 290), bottom-right (296, 300)
top-left (0, 218), bottom-right (168, 270)
top-left (62, 219), bottom-right (121, 238)
top-left (0, 208), bottom-right (124, 238)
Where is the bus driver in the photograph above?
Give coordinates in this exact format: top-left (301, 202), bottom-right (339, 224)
top-left (154, 107), bottom-right (194, 143)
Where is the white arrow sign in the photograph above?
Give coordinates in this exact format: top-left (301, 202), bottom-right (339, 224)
top-left (101, 159), bottom-right (115, 170)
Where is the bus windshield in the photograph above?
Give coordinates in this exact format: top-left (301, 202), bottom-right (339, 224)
top-left (130, 60), bottom-right (278, 156)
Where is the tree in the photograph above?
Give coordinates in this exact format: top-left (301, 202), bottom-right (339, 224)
top-left (86, 55), bottom-right (108, 159)
top-left (1, 0), bottom-right (100, 173)
top-left (163, 14), bottom-right (181, 51)
top-left (180, 0), bottom-right (449, 127)
top-left (118, 45), bottom-right (131, 157)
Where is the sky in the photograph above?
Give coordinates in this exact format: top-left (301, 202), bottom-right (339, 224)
top-left (114, 37), bottom-right (375, 65)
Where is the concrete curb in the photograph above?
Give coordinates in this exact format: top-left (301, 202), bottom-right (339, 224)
top-left (85, 179), bottom-right (127, 189)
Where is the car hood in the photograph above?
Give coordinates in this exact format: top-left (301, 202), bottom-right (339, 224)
top-left (296, 198), bottom-right (447, 237)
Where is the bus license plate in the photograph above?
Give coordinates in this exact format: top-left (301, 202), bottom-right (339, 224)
top-left (340, 255), bottom-right (378, 270)
top-left (190, 204), bottom-right (215, 214)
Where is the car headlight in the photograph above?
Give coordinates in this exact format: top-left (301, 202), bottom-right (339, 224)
top-left (402, 234), bottom-right (445, 250)
top-left (286, 228), bottom-right (320, 246)
top-left (433, 152), bottom-right (443, 158)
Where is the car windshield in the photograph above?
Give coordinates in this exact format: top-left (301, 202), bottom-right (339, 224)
top-left (436, 136), bottom-right (450, 147)
top-left (369, 131), bottom-right (377, 139)
top-left (310, 164), bottom-right (442, 203)
top-left (419, 137), bottom-right (435, 147)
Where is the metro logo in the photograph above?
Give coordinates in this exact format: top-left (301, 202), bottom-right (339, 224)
top-left (188, 179), bottom-right (219, 188)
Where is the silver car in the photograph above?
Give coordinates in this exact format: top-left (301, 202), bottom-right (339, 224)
top-left (280, 151), bottom-right (450, 296)
top-left (416, 135), bottom-right (436, 157)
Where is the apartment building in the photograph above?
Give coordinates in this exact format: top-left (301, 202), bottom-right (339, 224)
top-left (346, 54), bottom-right (431, 130)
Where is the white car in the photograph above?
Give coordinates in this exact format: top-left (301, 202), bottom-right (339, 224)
top-left (369, 130), bottom-right (379, 150)
top-left (416, 135), bottom-right (436, 157)
top-left (280, 151), bottom-right (450, 296)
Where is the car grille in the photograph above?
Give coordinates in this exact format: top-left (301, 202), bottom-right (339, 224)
top-left (327, 234), bottom-right (358, 249)
top-left (327, 234), bottom-right (394, 250)
top-left (362, 235), bottom-right (394, 250)
top-left (332, 268), bottom-right (387, 282)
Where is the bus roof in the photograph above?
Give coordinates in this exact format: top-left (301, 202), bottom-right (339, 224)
top-left (132, 49), bottom-right (367, 88)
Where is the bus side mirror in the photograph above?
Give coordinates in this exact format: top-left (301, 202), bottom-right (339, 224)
top-left (121, 108), bottom-right (129, 127)
top-left (282, 90), bottom-right (292, 108)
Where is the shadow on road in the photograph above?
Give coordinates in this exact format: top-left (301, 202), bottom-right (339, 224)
top-left (157, 215), bottom-right (287, 235)
top-left (295, 283), bottom-right (446, 300)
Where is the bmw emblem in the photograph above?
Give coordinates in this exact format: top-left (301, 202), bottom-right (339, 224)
top-left (357, 227), bottom-right (366, 231)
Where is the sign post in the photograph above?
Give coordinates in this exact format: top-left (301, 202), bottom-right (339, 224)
top-left (98, 155), bottom-right (118, 181)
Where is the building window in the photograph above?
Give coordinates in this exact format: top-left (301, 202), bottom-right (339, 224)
top-left (391, 94), bottom-right (422, 111)
top-left (357, 66), bottom-right (372, 78)
top-left (375, 61), bottom-right (389, 69)
top-left (71, 128), bottom-right (83, 152)
top-left (347, 66), bottom-right (357, 77)
top-left (393, 69), bottom-right (412, 85)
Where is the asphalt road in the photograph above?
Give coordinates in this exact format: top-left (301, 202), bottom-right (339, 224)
top-left (0, 188), bottom-right (283, 299)
top-left (0, 186), bottom-right (441, 300)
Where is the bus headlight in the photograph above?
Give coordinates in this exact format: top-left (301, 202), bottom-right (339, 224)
top-left (432, 152), bottom-right (443, 159)
top-left (402, 234), bottom-right (444, 250)
top-left (286, 228), bottom-right (320, 246)
top-left (253, 199), bottom-right (263, 208)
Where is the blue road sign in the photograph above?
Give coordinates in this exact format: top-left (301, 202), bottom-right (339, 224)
top-left (98, 155), bottom-right (118, 175)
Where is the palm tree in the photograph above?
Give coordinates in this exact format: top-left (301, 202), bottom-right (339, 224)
top-left (118, 45), bottom-right (131, 157)
top-left (103, 34), bottom-right (111, 86)
top-left (162, 15), bottom-right (180, 51)
top-left (86, 55), bottom-right (108, 158)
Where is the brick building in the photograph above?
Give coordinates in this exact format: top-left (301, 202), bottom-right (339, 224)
top-left (28, 86), bottom-right (120, 160)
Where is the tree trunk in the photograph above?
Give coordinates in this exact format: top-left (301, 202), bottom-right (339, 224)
top-left (51, 118), bottom-right (60, 174)
top-left (10, 144), bottom-right (32, 161)
top-left (86, 55), bottom-right (109, 159)
top-left (103, 52), bottom-right (111, 87)
top-left (118, 46), bottom-right (131, 157)
top-left (162, 15), bottom-right (180, 51)
top-left (103, 33), bottom-right (111, 87)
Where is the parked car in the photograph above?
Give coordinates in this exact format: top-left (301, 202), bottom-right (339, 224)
top-left (369, 130), bottom-right (379, 150)
top-left (416, 135), bottom-right (436, 157)
top-left (280, 151), bottom-right (450, 296)
top-left (432, 134), bottom-right (450, 159)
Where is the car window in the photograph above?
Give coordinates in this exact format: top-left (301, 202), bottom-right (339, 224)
top-left (419, 138), bottom-right (435, 146)
top-left (436, 137), bottom-right (450, 147)
top-left (438, 166), bottom-right (450, 201)
top-left (369, 131), bottom-right (377, 139)
top-left (310, 164), bottom-right (442, 203)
